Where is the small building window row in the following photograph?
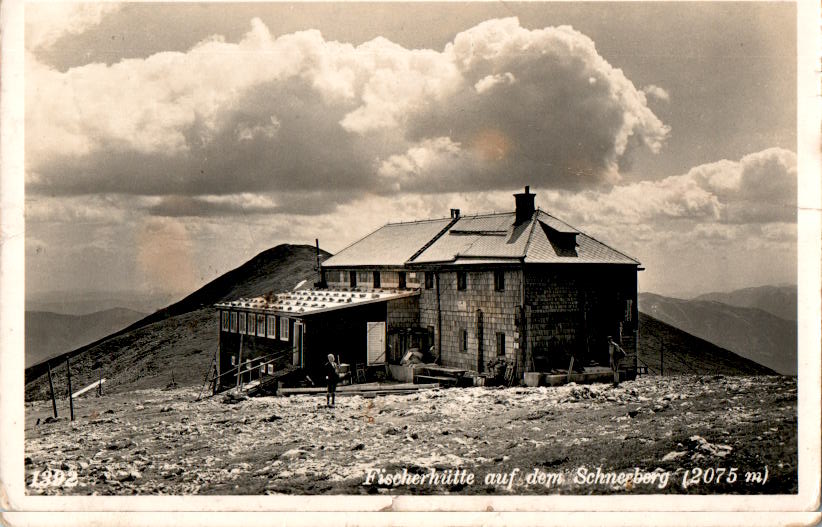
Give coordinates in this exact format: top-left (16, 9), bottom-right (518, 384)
top-left (220, 310), bottom-right (289, 341)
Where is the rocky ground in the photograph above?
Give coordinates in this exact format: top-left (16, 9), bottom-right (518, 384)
top-left (24, 375), bottom-right (796, 495)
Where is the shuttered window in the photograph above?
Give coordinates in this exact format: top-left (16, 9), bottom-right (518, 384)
top-left (247, 313), bottom-right (256, 335)
top-left (266, 315), bottom-right (277, 338)
top-left (229, 311), bottom-right (238, 332)
top-left (496, 332), bottom-right (506, 356)
top-left (257, 314), bottom-right (266, 336)
top-left (221, 311), bottom-right (229, 331)
top-left (238, 312), bottom-right (247, 334)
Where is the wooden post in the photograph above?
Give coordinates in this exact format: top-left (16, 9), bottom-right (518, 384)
top-left (236, 333), bottom-right (244, 391)
top-left (47, 362), bottom-right (57, 418)
top-left (660, 337), bottom-right (664, 376)
top-left (98, 369), bottom-right (103, 396)
top-left (65, 356), bottom-right (74, 421)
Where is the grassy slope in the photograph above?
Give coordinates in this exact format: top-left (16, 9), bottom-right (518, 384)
top-left (638, 313), bottom-right (777, 376)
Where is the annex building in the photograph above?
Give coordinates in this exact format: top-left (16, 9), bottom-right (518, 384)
top-left (214, 187), bottom-right (642, 391)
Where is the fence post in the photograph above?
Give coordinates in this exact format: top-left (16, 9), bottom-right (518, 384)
top-left (47, 362), bottom-right (57, 418)
top-left (65, 356), bottom-right (74, 421)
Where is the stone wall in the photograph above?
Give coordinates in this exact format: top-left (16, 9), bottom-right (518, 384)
top-left (420, 269), bottom-right (521, 373)
top-left (524, 264), bottom-right (638, 374)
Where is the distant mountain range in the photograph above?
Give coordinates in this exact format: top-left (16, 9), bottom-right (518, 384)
top-left (638, 291), bottom-right (796, 375)
top-left (693, 285), bottom-right (797, 321)
top-left (25, 308), bottom-right (147, 368)
top-left (26, 290), bottom-right (178, 316)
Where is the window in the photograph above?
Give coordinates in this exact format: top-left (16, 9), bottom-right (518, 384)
top-left (398, 272), bottom-right (406, 289)
top-left (457, 271), bottom-right (467, 290)
top-left (625, 299), bottom-right (633, 322)
top-left (494, 270), bottom-right (505, 291)
top-left (229, 311), bottom-right (238, 332)
top-left (280, 317), bottom-right (290, 341)
top-left (266, 315), bottom-right (277, 338)
top-left (247, 312), bottom-right (256, 335)
top-left (231, 355), bottom-right (236, 366)
top-left (339, 271), bottom-right (345, 283)
top-left (221, 311), bottom-right (229, 331)
top-left (267, 364), bottom-right (274, 375)
top-left (461, 329), bottom-right (468, 353)
top-left (349, 271), bottom-right (357, 288)
top-left (238, 312), bottom-right (247, 334)
top-left (373, 271), bottom-right (381, 288)
top-left (257, 314), bottom-right (266, 337)
top-left (424, 272), bottom-right (434, 289)
top-left (496, 332), bottom-right (506, 356)
top-left (260, 364), bottom-right (267, 375)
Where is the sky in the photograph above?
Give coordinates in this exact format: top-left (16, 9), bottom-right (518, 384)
top-left (23, 2), bottom-right (797, 303)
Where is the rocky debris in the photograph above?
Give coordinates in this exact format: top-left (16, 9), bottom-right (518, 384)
top-left (688, 435), bottom-right (733, 459)
top-left (280, 449), bottom-right (308, 460)
top-left (221, 392), bottom-right (248, 405)
top-left (23, 377), bottom-right (796, 495)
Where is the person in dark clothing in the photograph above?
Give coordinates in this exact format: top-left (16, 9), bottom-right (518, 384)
top-left (608, 336), bottom-right (626, 387)
top-left (324, 353), bottom-right (340, 407)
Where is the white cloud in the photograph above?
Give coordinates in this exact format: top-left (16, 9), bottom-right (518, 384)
top-left (643, 84), bottom-right (670, 102)
top-left (26, 3), bottom-right (122, 52)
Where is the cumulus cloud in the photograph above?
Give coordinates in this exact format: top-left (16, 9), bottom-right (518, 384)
top-left (538, 147), bottom-right (797, 227)
top-left (26, 16), bottom-right (670, 202)
top-left (643, 84), bottom-right (670, 102)
top-left (26, 3), bottom-right (122, 52)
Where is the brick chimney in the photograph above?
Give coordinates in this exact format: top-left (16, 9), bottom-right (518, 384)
top-left (514, 186), bottom-right (535, 225)
top-left (450, 208), bottom-right (461, 219)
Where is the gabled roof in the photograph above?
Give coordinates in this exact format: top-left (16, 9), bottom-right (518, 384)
top-left (322, 218), bottom-right (454, 267)
top-left (321, 208), bottom-right (640, 269)
top-left (408, 210), bottom-right (639, 266)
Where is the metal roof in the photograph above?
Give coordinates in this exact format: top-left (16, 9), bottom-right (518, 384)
top-left (214, 288), bottom-right (420, 317)
top-left (322, 218), bottom-right (453, 267)
top-left (321, 209), bottom-right (640, 269)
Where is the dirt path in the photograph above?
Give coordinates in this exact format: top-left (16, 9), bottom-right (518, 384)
top-left (24, 375), bottom-right (796, 495)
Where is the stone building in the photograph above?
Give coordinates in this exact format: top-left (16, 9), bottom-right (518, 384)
top-left (214, 187), bottom-right (641, 390)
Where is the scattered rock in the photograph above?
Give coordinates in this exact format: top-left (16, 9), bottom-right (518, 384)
top-left (628, 410), bottom-right (639, 418)
top-left (688, 435), bottom-right (733, 458)
top-left (160, 406), bottom-right (173, 413)
top-left (661, 451), bottom-right (688, 462)
top-left (24, 457), bottom-right (33, 466)
top-left (280, 449), bottom-right (308, 460)
top-left (221, 392), bottom-right (248, 405)
top-left (261, 414), bottom-right (282, 422)
top-left (352, 443), bottom-right (365, 451)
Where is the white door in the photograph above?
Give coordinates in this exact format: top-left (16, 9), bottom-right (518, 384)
top-left (366, 321), bottom-right (386, 364)
top-left (293, 321), bottom-right (304, 367)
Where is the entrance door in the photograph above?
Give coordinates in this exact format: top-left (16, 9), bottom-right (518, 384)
top-left (367, 321), bottom-right (386, 364)
top-left (293, 321), bottom-right (304, 367)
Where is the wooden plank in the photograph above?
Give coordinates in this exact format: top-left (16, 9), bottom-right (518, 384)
top-left (72, 378), bottom-right (106, 399)
top-left (278, 383), bottom-right (438, 395)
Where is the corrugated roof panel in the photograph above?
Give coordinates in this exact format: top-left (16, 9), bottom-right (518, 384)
top-left (322, 218), bottom-right (452, 267)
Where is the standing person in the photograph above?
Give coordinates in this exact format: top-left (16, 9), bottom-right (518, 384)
top-left (608, 336), bottom-right (626, 387)
top-left (324, 353), bottom-right (340, 407)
